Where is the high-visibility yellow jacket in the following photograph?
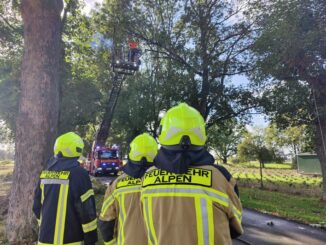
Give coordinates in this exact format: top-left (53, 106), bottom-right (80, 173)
top-left (99, 173), bottom-right (148, 245)
top-left (141, 165), bottom-right (243, 245)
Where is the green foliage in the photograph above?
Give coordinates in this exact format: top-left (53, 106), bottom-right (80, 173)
top-left (237, 129), bottom-right (285, 164)
top-left (98, 0), bottom-right (259, 123)
top-left (265, 123), bottom-right (314, 157)
top-left (207, 119), bottom-right (244, 164)
top-left (250, 0), bottom-right (325, 83)
top-left (0, 0), bottom-right (23, 136)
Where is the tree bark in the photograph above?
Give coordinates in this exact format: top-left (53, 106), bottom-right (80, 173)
top-left (95, 75), bottom-right (124, 147)
top-left (311, 79), bottom-right (326, 201)
top-left (222, 156), bottom-right (228, 164)
top-left (6, 0), bottom-right (63, 242)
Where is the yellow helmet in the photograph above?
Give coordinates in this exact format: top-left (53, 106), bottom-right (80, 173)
top-left (54, 132), bottom-right (84, 157)
top-left (158, 103), bottom-right (207, 147)
top-left (128, 133), bottom-right (158, 163)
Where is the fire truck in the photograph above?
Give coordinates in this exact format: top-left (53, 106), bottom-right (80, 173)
top-left (85, 144), bottom-right (123, 176)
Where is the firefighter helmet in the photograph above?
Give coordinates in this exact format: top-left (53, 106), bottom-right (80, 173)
top-left (54, 132), bottom-right (84, 157)
top-left (158, 103), bottom-right (206, 147)
top-left (128, 133), bottom-right (158, 163)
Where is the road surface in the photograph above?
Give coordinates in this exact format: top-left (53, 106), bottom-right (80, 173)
top-left (96, 176), bottom-right (326, 245)
top-left (234, 209), bottom-right (326, 245)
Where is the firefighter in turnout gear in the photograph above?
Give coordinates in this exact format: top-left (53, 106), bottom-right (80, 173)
top-left (141, 103), bottom-right (243, 245)
top-left (33, 132), bottom-right (98, 245)
top-left (99, 133), bottom-right (158, 245)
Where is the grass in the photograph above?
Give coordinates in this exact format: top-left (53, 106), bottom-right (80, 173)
top-left (224, 164), bottom-right (323, 197)
top-left (0, 161), bottom-right (13, 243)
top-left (232, 161), bottom-right (293, 169)
top-left (240, 187), bottom-right (326, 225)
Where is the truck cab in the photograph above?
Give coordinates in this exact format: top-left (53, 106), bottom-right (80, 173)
top-left (85, 145), bottom-right (122, 176)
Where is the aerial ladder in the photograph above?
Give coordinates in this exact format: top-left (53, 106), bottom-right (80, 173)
top-left (95, 35), bottom-right (142, 147)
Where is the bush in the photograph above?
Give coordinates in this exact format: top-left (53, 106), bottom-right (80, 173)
top-left (230, 157), bottom-right (240, 164)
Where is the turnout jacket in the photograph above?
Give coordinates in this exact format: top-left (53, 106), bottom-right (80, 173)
top-left (99, 160), bottom-right (150, 245)
top-left (33, 157), bottom-right (98, 245)
top-left (141, 148), bottom-right (243, 245)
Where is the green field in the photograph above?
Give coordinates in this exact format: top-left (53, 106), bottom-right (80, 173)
top-left (241, 187), bottom-right (326, 225)
top-left (225, 164), bottom-right (323, 197)
top-left (231, 161), bottom-right (293, 169)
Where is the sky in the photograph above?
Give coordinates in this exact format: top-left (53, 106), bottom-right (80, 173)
top-left (83, 0), bottom-right (103, 14)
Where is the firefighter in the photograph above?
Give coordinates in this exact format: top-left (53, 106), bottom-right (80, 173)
top-left (141, 103), bottom-right (243, 245)
top-left (99, 133), bottom-right (158, 245)
top-left (33, 132), bottom-right (98, 245)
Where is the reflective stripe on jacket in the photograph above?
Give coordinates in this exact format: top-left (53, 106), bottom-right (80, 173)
top-left (141, 165), bottom-right (243, 245)
top-left (99, 173), bottom-right (147, 245)
top-left (33, 158), bottom-right (98, 245)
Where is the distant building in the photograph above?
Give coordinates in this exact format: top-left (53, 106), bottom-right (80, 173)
top-left (296, 153), bottom-right (322, 175)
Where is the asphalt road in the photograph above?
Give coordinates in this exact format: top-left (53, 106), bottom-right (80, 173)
top-left (96, 176), bottom-right (326, 245)
top-left (233, 209), bottom-right (326, 245)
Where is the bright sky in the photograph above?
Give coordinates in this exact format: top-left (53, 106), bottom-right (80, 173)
top-left (83, 0), bottom-right (103, 14)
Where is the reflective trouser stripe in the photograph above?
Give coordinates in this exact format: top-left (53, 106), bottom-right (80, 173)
top-left (104, 239), bottom-right (116, 245)
top-left (118, 194), bottom-right (126, 245)
top-left (81, 189), bottom-right (94, 202)
top-left (141, 186), bottom-right (229, 207)
top-left (38, 241), bottom-right (83, 245)
top-left (53, 183), bottom-right (69, 244)
top-left (143, 197), bottom-right (157, 245)
top-left (82, 218), bottom-right (97, 233)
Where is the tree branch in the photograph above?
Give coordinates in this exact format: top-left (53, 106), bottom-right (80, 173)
top-left (0, 14), bottom-right (20, 33)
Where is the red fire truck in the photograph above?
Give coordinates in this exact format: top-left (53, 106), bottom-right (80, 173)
top-left (85, 144), bottom-right (123, 176)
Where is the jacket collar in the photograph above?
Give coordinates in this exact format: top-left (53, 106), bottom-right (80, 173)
top-left (154, 147), bottom-right (215, 174)
top-left (47, 156), bottom-right (80, 171)
top-left (122, 159), bottom-right (153, 178)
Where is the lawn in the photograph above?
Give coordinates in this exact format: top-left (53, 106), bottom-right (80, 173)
top-left (224, 164), bottom-right (323, 197)
top-left (240, 187), bottom-right (326, 225)
top-left (0, 160), bottom-right (13, 243)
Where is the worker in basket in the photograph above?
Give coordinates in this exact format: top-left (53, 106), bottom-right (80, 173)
top-left (33, 132), bottom-right (98, 245)
top-left (99, 133), bottom-right (158, 245)
top-left (128, 40), bottom-right (142, 65)
top-left (141, 103), bottom-right (243, 244)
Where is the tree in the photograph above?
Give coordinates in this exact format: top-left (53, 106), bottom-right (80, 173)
top-left (0, 0), bottom-right (23, 135)
top-left (6, 0), bottom-right (63, 242)
top-left (249, 0), bottom-right (326, 200)
top-left (207, 119), bottom-right (244, 164)
top-left (97, 0), bottom-right (259, 126)
top-left (237, 130), bottom-right (275, 188)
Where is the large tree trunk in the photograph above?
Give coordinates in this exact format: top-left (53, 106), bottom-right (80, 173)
top-left (6, 0), bottom-right (63, 242)
top-left (311, 79), bottom-right (326, 201)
